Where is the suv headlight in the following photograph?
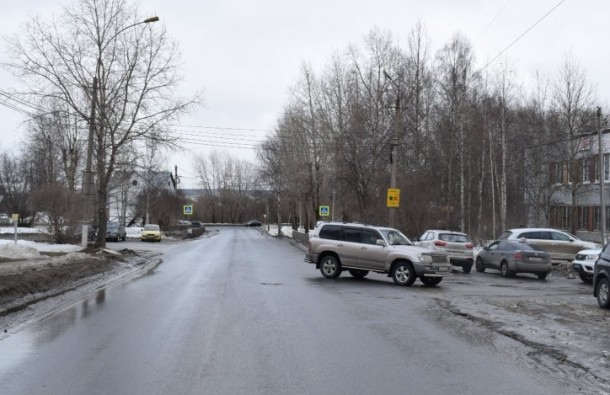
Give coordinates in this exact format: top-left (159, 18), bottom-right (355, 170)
top-left (418, 254), bottom-right (433, 263)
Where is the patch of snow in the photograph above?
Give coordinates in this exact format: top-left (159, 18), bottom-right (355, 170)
top-left (0, 239), bottom-right (82, 260)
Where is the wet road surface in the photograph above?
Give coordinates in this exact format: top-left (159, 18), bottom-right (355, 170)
top-left (0, 227), bottom-right (582, 394)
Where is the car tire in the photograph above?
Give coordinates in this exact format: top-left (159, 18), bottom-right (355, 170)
top-left (578, 272), bottom-right (593, 284)
top-left (392, 261), bottom-right (416, 286)
top-left (475, 257), bottom-right (485, 273)
top-left (420, 276), bottom-right (442, 286)
top-left (500, 261), bottom-right (513, 277)
top-left (597, 277), bottom-right (610, 309)
top-left (348, 269), bottom-right (369, 279)
top-left (537, 272), bottom-right (548, 280)
top-left (463, 263), bottom-right (472, 273)
top-left (320, 255), bottom-right (342, 279)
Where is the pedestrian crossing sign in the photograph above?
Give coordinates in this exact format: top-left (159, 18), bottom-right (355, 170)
top-left (319, 206), bottom-right (330, 217)
top-left (183, 205), bottom-right (193, 215)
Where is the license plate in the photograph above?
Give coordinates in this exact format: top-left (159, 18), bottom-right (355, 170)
top-left (437, 266), bottom-right (449, 272)
top-left (529, 257), bottom-right (543, 262)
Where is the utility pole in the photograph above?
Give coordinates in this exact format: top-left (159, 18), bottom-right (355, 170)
top-left (389, 96), bottom-right (400, 228)
top-left (599, 107), bottom-right (606, 245)
top-left (81, 76), bottom-right (98, 247)
top-left (384, 70), bottom-right (401, 228)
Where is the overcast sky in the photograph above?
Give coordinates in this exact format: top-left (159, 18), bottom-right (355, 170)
top-left (0, 0), bottom-right (607, 188)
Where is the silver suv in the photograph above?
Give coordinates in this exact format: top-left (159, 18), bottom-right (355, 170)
top-left (305, 222), bottom-right (451, 286)
top-left (498, 228), bottom-right (600, 265)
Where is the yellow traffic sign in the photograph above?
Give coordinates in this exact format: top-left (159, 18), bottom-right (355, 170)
top-left (183, 205), bottom-right (193, 215)
top-left (319, 206), bottom-right (330, 217)
top-left (387, 188), bottom-right (400, 208)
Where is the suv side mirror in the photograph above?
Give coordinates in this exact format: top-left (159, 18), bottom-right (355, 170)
top-left (376, 239), bottom-right (386, 247)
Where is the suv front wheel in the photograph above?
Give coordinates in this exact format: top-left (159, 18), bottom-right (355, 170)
top-left (392, 261), bottom-right (416, 286)
top-left (597, 277), bottom-right (610, 309)
top-left (320, 255), bottom-right (342, 279)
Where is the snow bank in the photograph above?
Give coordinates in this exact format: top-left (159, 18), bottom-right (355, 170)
top-left (0, 240), bottom-right (82, 260)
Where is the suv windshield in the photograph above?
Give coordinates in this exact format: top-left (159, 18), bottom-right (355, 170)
top-left (107, 223), bottom-right (119, 229)
top-left (379, 229), bottom-right (413, 246)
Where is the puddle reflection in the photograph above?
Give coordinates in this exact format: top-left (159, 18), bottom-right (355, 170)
top-left (33, 289), bottom-right (107, 346)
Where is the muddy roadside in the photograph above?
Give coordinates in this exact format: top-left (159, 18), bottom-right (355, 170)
top-left (423, 267), bottom-right (610, 395)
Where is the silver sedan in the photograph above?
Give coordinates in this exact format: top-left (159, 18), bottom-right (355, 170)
top-left (475, 240), bottom-right (552, 279)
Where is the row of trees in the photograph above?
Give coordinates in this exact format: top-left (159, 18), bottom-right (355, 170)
top-left (0, 0), bottom-right (197, 245)
top-left (257, 25), bottom-right (600, 240)
top-left (1, 3), bottom-right (600, 242)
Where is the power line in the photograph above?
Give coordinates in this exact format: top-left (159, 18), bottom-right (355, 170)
top-left (171, 124), bottom-right (270, 133)
top-left (477, 0), bottom-right (566, 73)
top-left (473, 0), bottom-right (512, 46)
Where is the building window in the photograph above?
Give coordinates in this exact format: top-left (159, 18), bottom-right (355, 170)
top-left (582, 158), bottom-right (590, 184)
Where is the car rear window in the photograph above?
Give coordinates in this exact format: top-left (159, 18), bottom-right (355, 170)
top-left (498, 231), bottom-right (512, 240)
top-left (319, 225), bottom-right (342, 240)
top-left (439, 233), bottom-right (468, 243)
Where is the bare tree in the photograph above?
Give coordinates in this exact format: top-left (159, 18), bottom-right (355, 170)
top-left (5, 0), bottom-right (199, 247)
top-left (551, 54), bottom-right (596, 234)
top-left (434, 33), bottom-right (477, 231)
top-left (29, 182), bottom-right (80, 243)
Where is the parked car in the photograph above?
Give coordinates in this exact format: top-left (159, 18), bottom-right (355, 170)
top-left (475, 240), bottom-right (552, 279)
top-left (498, 228), bottom-right (600, 266)
top-left (244, 220), bottom-right (262, 227)
top-left (417, 230), bottom-right (474, 273)
top-left (572, 248), bottom-right (601, 283)
top-left (0, 213), bottom-right (10, 225)
top-left (190, 221), bottom-right (205, 229)
top-left (305, 222), bottom-right (450, 286)
top-left (141, 224), bottom-right (161, 242)
top-left (106, 222), bottom-right (126, 242)
top-left (593, 242), bottom-right (610, 308)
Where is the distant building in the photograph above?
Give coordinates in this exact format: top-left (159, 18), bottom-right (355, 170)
top-left (107, 170), bottom-right (177, 225)
top-left (538, 129), bottom-right (610, 242)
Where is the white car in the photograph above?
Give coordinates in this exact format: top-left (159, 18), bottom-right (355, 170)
top-left (417, 230), bottom-right (474, 273)
top-left (572, 249), bottom-right (601, 283)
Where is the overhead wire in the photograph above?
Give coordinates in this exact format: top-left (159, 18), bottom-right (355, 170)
top-left (476, 0), bottom-right (567, 74)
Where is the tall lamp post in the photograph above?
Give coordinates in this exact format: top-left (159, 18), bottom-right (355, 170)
top-left (81, 16), bottom-right (159, 247)
top-left (384, 70), bottom-right (400, 228)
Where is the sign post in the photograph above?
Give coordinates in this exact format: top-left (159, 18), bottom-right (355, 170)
top-left (12, 214), bottom-right (19, 243)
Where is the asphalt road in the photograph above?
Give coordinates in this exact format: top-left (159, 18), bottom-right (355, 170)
top-left (0, 227), bottom-right (579, 394)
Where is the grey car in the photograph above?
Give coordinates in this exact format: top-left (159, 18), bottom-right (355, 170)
top-left (106, 222), bottom-right (126, 242)
top-left (593, 243), bottom-right (610, 309)
top-left (475, 240), bottom-right (552, 279)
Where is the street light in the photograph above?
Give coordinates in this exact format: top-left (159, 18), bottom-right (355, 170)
top-left (384, 70), bottom-right (400, 228)
top-left (81, 16), bottom-right (159, 247)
